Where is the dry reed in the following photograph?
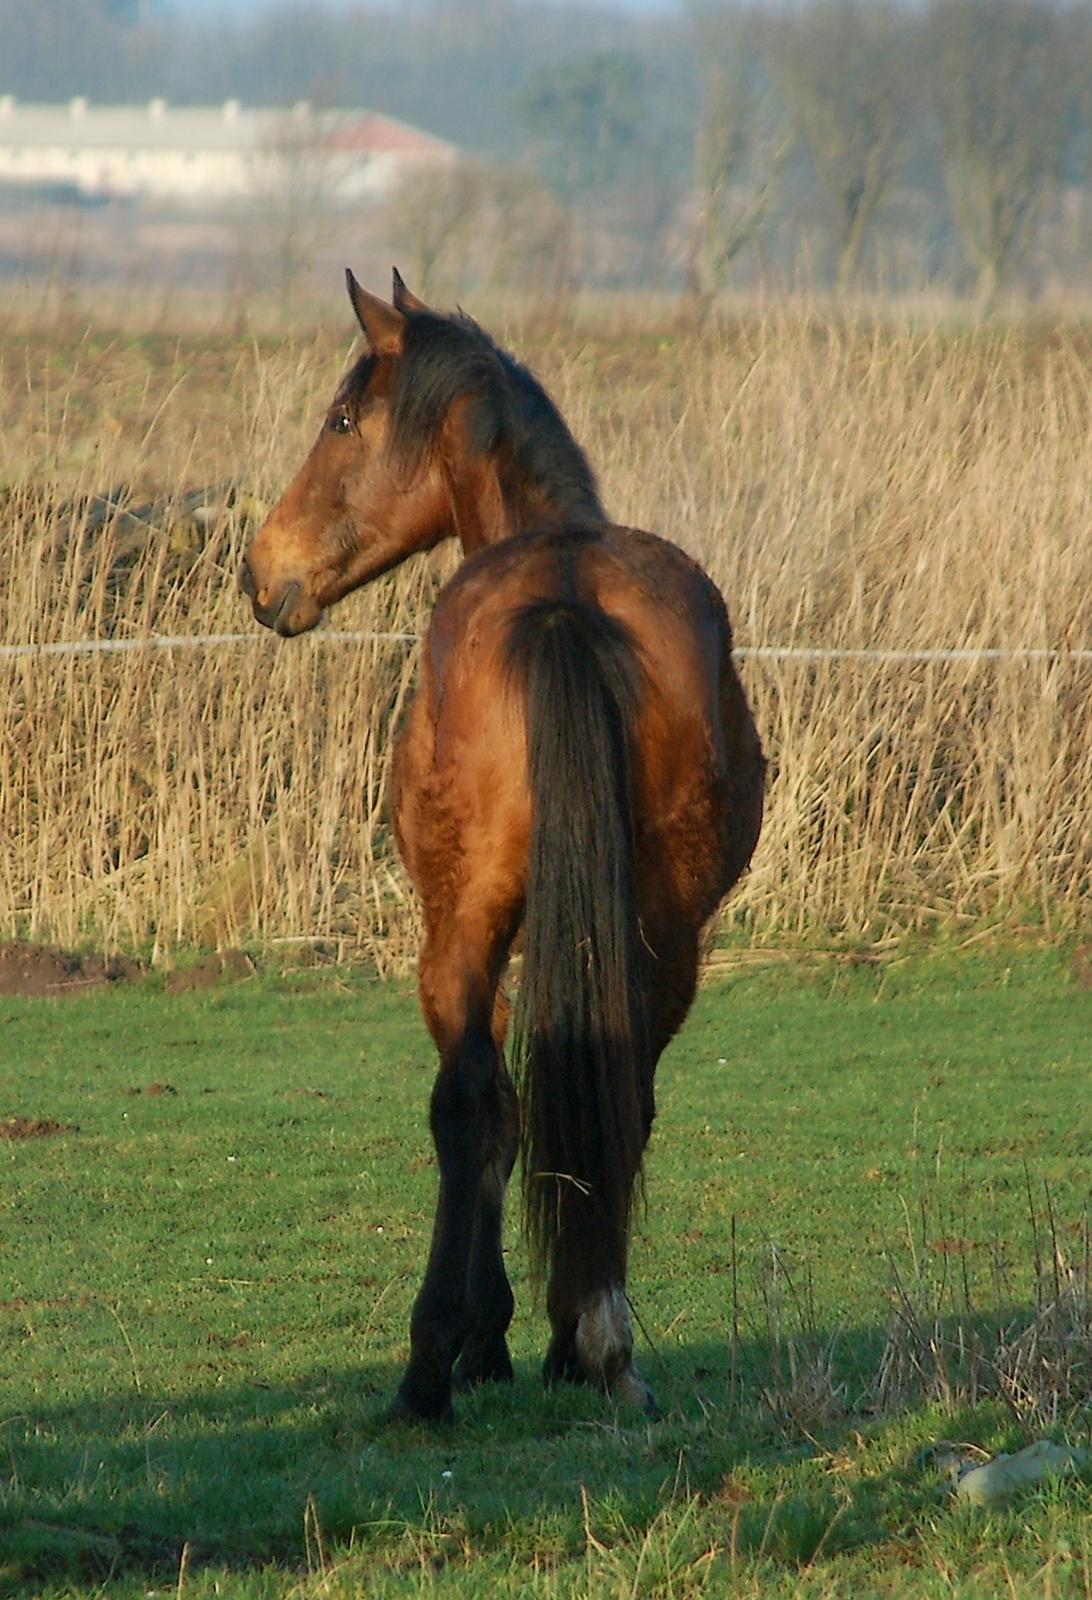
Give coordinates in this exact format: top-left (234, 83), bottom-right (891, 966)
top-left (1, 305), bottom-right (1090, 962)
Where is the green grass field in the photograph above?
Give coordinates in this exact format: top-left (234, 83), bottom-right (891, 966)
top-left (3, 946), bottom-right (1092, 1597)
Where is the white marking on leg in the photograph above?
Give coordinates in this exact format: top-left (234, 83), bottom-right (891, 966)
top-left (576, 1286), bottom-right (632, 1378)
top-left (576, 1287), bottom-right (655, 1412)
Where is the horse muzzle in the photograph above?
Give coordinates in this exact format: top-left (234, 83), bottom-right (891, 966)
top-left (238, 558), bottom-right (321, 637)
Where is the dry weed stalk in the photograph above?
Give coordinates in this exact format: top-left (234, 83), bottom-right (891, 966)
top-left (872, 1190), bottom-right (1092, 1428)
top-left (2, 308), bottom-right (1090, 960)
top-left (750, 1240), bottom-right (847, 1436)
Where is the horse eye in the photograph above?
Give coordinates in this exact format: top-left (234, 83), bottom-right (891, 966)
top-left (328, 411), bottom-right (353, 435)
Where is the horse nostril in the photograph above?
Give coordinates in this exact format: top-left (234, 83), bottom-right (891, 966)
top-left (238, 555), bottom-right (257, 600)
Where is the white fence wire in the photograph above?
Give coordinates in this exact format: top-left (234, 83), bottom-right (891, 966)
top-left (1, 633), bottom-right (1089, 664)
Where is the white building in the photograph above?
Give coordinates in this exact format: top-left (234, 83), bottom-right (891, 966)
top-left (0, 97), bottom-right (458, 205)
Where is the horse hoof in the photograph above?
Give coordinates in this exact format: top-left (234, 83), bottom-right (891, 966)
top-left (453, 1345), bottom-right (514, 1391)
top-left (387, 1389), bottom-right (454, 1426)
top-left (610, 1365), bottom-right (660, 1419)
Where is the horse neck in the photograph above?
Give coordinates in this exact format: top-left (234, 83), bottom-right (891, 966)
top-left (443, 449), bottom-right (605, 557)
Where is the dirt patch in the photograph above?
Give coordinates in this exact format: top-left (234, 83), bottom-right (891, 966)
top-left (0, 942), bottom-right (143, 998)
top-left (164, 949), bottom-right (255, 995)
top-left (125, 1082), bottom-right (177, 1097)
top-left (0, 1116), bottom-right (78, 1140)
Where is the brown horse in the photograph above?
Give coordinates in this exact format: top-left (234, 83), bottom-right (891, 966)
top-left (239, 270), bottom-right (764, 1422)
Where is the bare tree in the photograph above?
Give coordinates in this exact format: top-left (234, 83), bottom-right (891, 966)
top-left (476, 166), bottom-right (575, 296)
top-left (772, 0), bottom-right (918, 293)
top-left (239, 105), bottom-right (350, 317)
top-left (380, 159), bottom-right (489, 300)
top-left (382, 157), bottom-right (573, 298)
top-left (927, 0), bottom-right (1072, 313)
top-left (688, 5), bottom-right (792, 306)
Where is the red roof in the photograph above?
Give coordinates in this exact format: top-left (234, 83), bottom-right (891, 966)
top-left (325, 112), bottom-right (454, 156)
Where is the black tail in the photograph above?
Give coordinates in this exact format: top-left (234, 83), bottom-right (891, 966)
top-left (505, 600), bottom-right (648, 1288)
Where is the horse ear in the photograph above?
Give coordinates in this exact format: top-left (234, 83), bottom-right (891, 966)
top-left (345, 268), bottom-right (404, 355)
top-left (392, 266), bottom-right (428, 314)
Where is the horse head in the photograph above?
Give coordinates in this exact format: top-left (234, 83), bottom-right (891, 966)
top-left (239, 270), bottom-right (447, 636)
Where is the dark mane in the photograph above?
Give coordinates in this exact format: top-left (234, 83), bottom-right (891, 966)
top-left (388, 311), bottom-right (605, 523)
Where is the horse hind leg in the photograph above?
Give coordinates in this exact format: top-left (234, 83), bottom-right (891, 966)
top-left (541, 1147), bottom-right (656, 1413)
top-left (548, 920), bottom-right (703, 1415)
top-left (452, 1052), bottom-right (519, 1391)
top-left (390, 909), bottom-right (519, 1424)
top-left (527, 988), bottom-right (658, 1413)
top-left (543, 1225), bottom-right (656, 1414)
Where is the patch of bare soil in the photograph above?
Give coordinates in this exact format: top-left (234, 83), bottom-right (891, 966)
top-left (163, 949), bottom-right (255, 995)
top-left (0, 942), bottom-right (142, 998)
top-left (0, 1117), bottom-right (78, 1140)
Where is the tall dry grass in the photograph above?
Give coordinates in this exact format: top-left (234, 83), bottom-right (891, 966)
top-left (1, 304), bottom-right (1090, 963)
